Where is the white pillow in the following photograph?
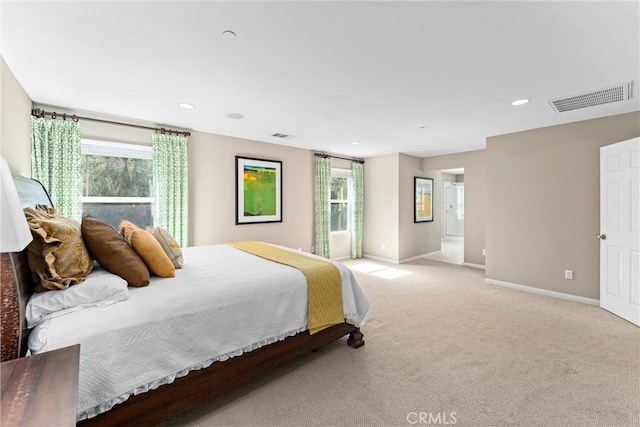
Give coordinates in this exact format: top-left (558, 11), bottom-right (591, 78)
top-left (26, 266), bottom-right (129, 328)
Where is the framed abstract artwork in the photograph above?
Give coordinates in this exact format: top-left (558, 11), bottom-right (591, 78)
top-left (414, 176), bottom-right (433, 223)
top-left (235, 156), bottom-right (283, 224)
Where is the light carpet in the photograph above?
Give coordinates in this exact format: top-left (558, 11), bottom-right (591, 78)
top-left (161, 258), bottom-right (639, 426)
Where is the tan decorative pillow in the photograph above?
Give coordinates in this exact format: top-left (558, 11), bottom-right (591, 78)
top-left (119, 219), bottom-right (138, 243)
top-left (24, 205), bottom-right (94, 293)
top-left (81, 216), bottom-right (150, 287)
top-left (146, 226), bottom-right (184, 269)
top-left (119, 220), bottom-right (175, 278)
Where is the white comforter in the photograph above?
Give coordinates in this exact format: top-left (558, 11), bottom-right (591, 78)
top-left (28, 244), bottom-right (370, 421)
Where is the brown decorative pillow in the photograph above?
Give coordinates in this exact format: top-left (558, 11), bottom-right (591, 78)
top-left (24, 205), bottom-right (93, 293)
top-left (81, 216), bottom-right (150, 287)
top-left (119, 220), bottom-right (175, 278)
top-left (146, 226), bottom-right (184, 269)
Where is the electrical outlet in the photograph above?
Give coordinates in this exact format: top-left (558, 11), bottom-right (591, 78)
top-left (381, 244), bottom-right (386, 250)
top-left (564, 270), bottom-right (574, 280)
top-left (482, 249), bottom-right (486, 256)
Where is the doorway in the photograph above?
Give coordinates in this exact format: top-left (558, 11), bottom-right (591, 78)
top-left (424, 168), bottom-right (464, 265)
top-left (445, 181), bottom-right (464, 238)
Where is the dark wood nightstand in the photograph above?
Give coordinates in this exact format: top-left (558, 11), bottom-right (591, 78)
top-left (1, 344), bottom-right (80, 426)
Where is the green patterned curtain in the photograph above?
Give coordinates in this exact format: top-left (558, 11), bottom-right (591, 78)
top-left (314, 156), bottom-right (331, 259)
top-left (351, 161), bottom-right (364, 259)
top-left (152, 133), bottom-right (189, 247)
top-left (31, 116), bottom-right (83, 220)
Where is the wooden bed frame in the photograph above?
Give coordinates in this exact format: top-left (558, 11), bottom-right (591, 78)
top-left (0, 249), bottom-right (365, 426)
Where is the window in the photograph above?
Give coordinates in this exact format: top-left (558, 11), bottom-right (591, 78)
top-left (330, 169), bottom-right (352, 233)
top-left (81, 139), bottom-right (153, 229)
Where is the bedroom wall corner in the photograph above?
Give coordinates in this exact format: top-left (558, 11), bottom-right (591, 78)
top-left (485, 112), bottom-right (640, 300)
top-left (1, 56), bottom-right (32, 176)
top-left (398, 153), bottom-right (440, 261)
top-left (363, 153), bottom-right (400, 261)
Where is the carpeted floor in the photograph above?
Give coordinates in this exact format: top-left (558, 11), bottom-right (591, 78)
top-left (161, 258), bottom-right (639, 426)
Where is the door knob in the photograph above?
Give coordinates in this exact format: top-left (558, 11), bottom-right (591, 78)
top-left (597, 234), bottom-right (607, 240)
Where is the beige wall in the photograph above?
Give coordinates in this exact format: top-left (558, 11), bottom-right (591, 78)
top-left (1, 56), bottom-right (32, 176)
top-left (363, 153), bottom-right (442, 263)
top-left (363, 153), bottom-right (399, 260)
top-left (422, 149), bottom-right (487, 266)
top-left (486, 112), bottom-right (640, 299)
top-left (189, 131), bottom-right (314, 250)
top-left (331, 232), bottom-right (352, 259)
top-left (398, 154), bottom-right (439, 261)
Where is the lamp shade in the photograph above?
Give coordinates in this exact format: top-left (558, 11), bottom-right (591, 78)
top-left (0, 157), bottom-right (32, 252)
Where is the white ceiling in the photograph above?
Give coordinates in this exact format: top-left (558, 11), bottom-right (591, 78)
top-left (2, 1), bottom-right (638, 159)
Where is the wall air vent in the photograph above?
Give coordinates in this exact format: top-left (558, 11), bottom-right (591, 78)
top-left (547, 82), bottom-right (634, 113)
top-left (271, 133), bottom-right (294, 139)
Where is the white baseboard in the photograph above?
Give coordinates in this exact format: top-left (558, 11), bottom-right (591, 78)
top-left (362, 254), bottom-right (400, 265)
top-left (332, 256), bottom-right (351, 261)
top-left (463, 262), bottom-right (486, 270)
top-left (485, 278), bottom-right (599, 306)
top-left (400, 253), bottom-right (437, 264)
top-left (362, 252), bottom-right (449, 265)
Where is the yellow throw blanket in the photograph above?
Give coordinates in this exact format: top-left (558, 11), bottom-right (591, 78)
top-left (227, 241), bottom-right (343, 334)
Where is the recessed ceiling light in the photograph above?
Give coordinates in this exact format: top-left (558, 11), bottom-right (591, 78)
top-left (226, 113), bottom-right (244, 120)
top-left (511, 98), bottom-right (530, 106)
top-left (178, 103), bottom-right (195, 109)
top-left (223, 30), bottom-right (236, 39)
top-left (352, 141), bottom-right (360, 145)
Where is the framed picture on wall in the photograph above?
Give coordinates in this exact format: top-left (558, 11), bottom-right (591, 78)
top-left (235, 156), bottom-right (283, 224)
top-left (414, 176), bottom-right (434, 223)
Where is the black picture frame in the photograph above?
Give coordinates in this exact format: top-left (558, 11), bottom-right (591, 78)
top-left (414, 176), bottom-right (434, 223)
top-left (235, 156), bottom-right (283, 224)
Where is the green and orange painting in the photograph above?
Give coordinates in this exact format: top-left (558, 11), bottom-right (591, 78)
top-left (243, 165), bottom-right (277, 216)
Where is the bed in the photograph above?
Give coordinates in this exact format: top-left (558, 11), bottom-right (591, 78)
top-left (0, 176), bottom-right (369, 426)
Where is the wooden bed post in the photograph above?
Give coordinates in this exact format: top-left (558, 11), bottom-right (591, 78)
top-left (347, 327), bottom-right (364, 348)
top-left (1, 251), bottom-right (31, 362)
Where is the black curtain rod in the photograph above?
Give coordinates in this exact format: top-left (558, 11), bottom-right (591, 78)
top-left (314, 152), bottom-right (364, 164)
top-left (31, 108), bottom-right (191, 137)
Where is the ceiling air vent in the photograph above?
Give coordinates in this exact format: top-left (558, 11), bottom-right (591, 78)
top-left (547, 82), bottom-right (634, 113)
top-left (271, 133), bottom-right (294, 139)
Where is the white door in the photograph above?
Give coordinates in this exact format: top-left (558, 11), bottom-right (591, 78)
top-left (445, 182), bottom-right (464, 237)
top-left (600, 137), bottom-right (640, 326)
